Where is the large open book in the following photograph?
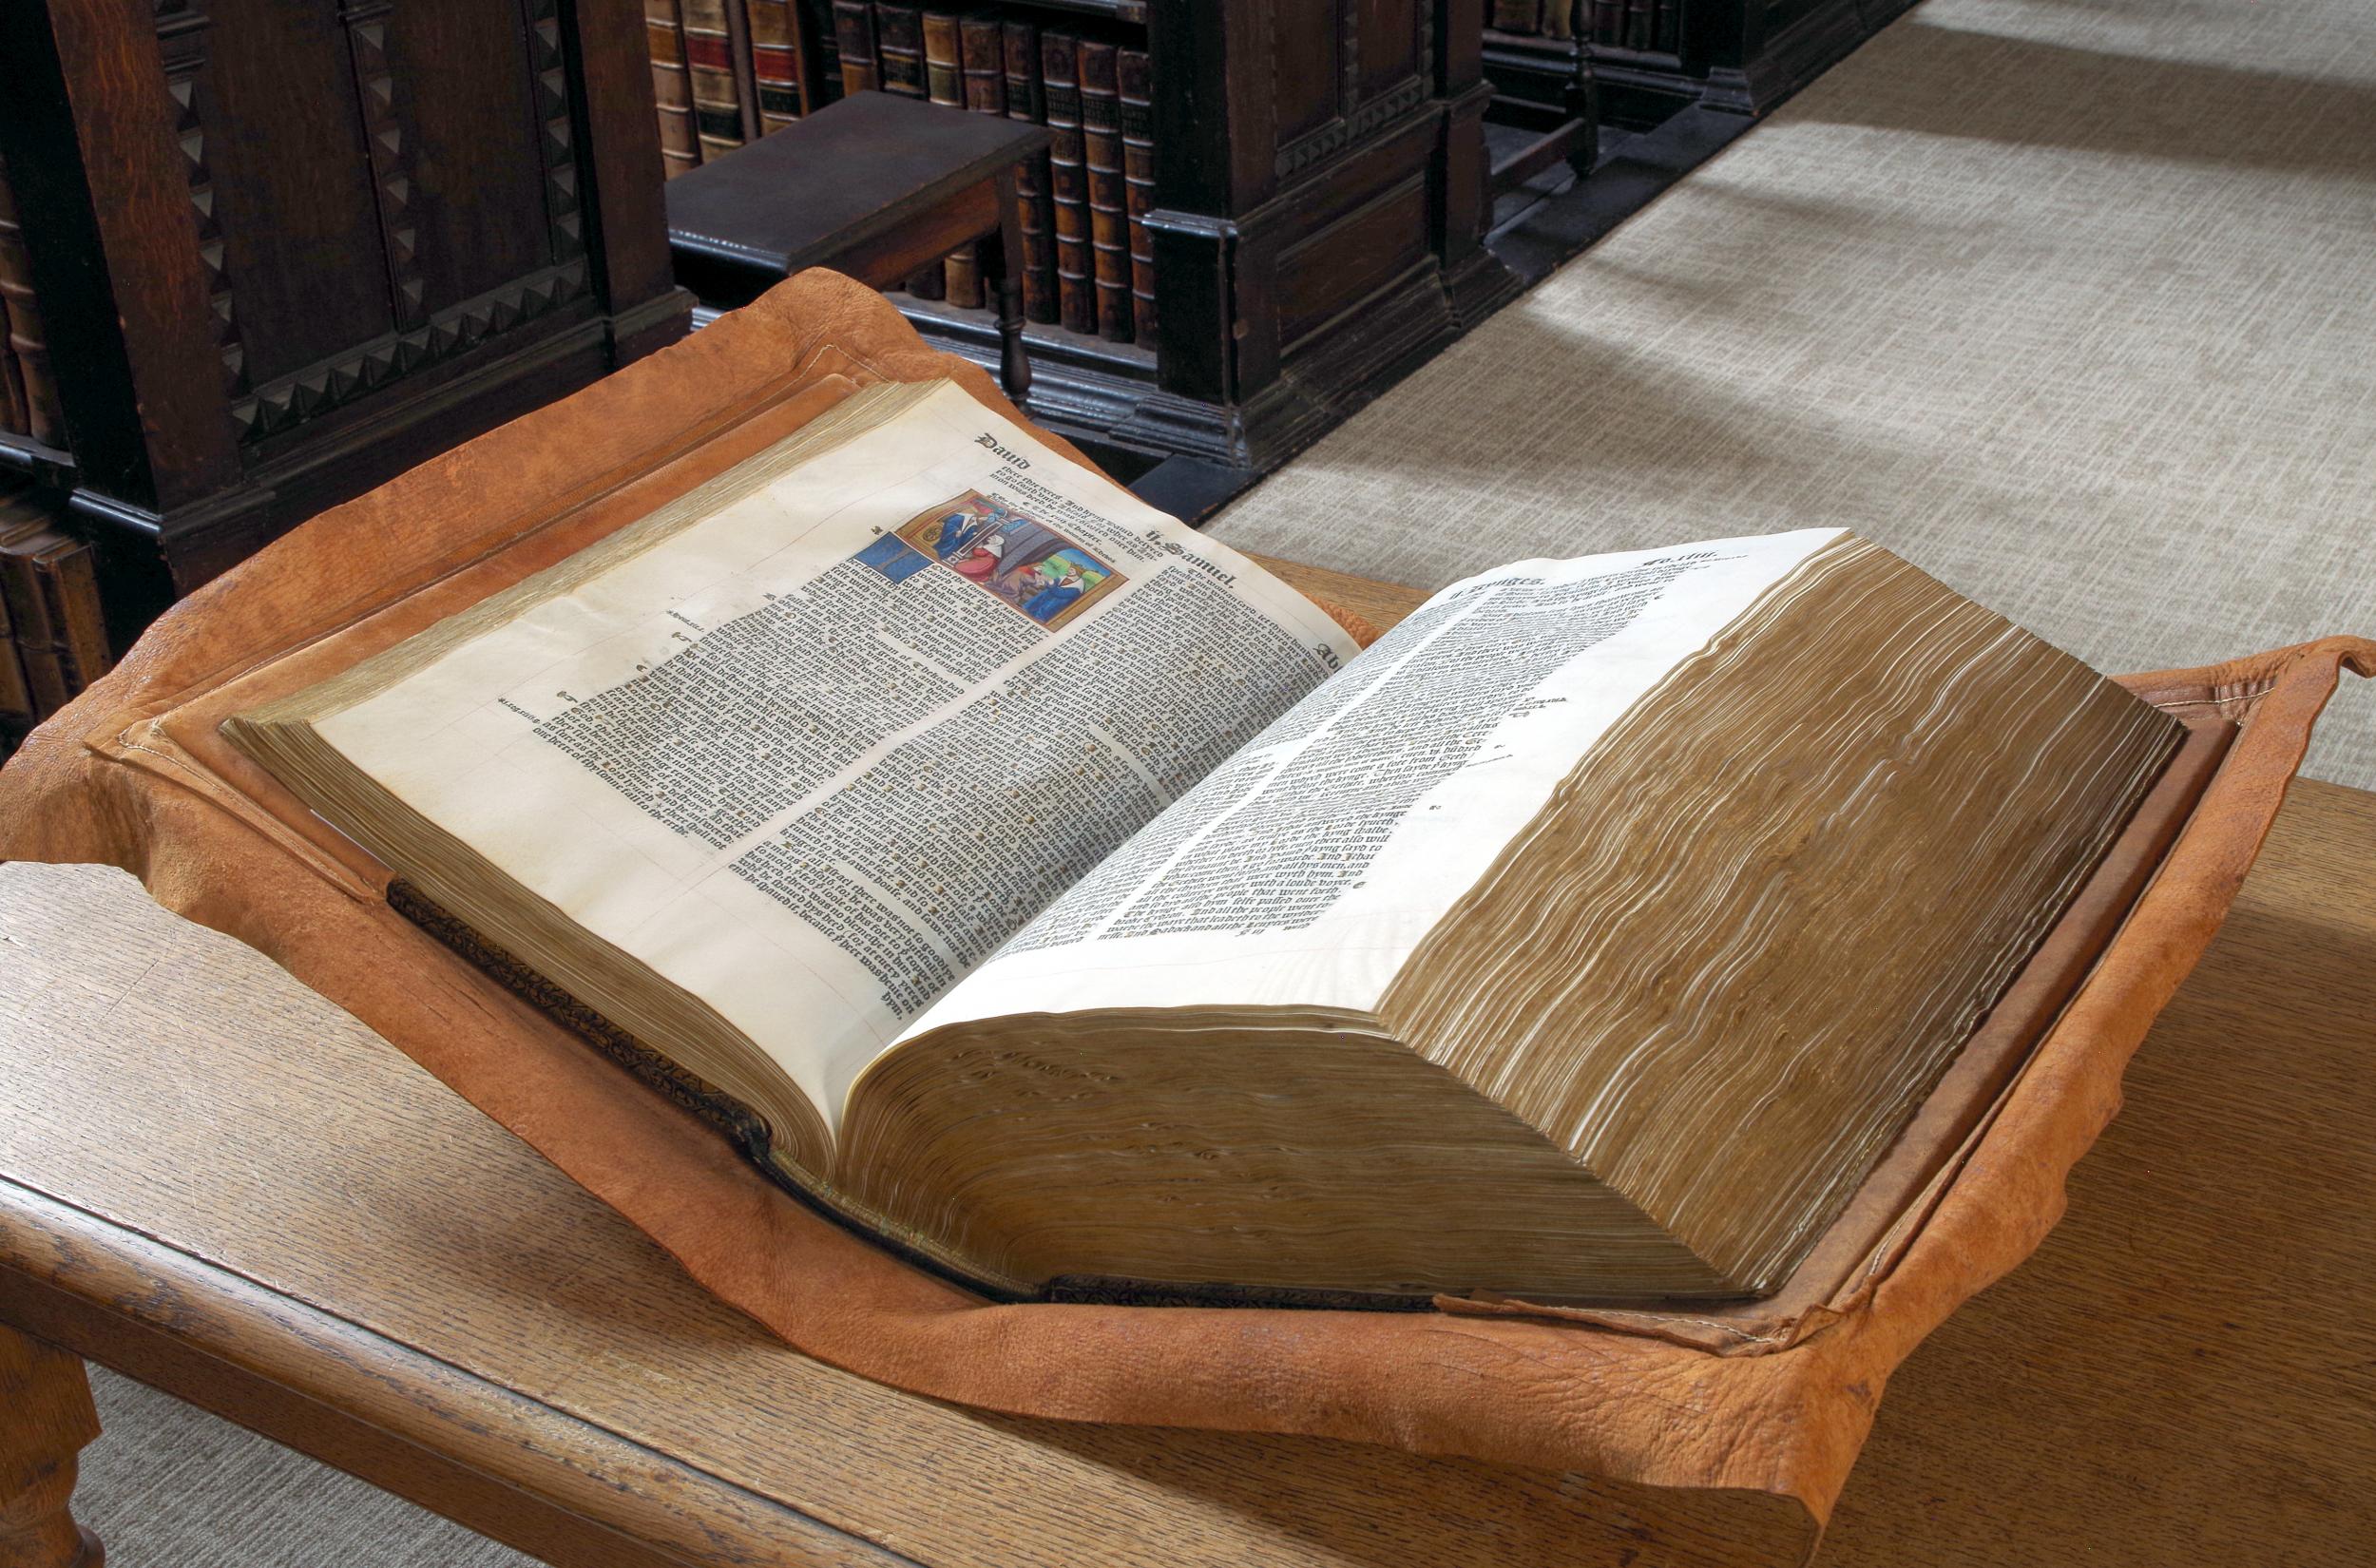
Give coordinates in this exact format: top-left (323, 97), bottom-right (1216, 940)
top-left (226, 379), bottom-right (2186, 1304)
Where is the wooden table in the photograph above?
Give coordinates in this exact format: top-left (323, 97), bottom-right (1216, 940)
top-left (664, 92), bottom-right (1051, 410)
top-left (3, 564), bottom-right (2371, 1568)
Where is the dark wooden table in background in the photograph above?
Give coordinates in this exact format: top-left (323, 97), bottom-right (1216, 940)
top-left (1, 563), bottom-right (2370, 1568)
top-left (665, 92), bottom-right (1051, 410)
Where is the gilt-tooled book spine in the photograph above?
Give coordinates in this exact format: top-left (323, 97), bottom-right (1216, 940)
top-left (1003, 18), bottom-right (1060, 325)
top-left (680, 0), bottom-right (750, 158)
top-left (831, 0), bottom-right (879, 93)
top-left (923, 11), bottom-right (981, 308)
top-left (872, 4), bottom-right (944, 300)
top-left (643, 0), bottom-right (703, 176)
top-left (873, 3), bottom-right (927, 98)
top-left (0, 154), bottom-right (63, 449)
top-left (1077, 39), bottom-right (1132, 343)
top-left (744, 0), bottom-right (810, 127)
top-left (1117, 47), bottom-right (1158, 345)
top-left (1041, 33), bottom-right (1095, 335)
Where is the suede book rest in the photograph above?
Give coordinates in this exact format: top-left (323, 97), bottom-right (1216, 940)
top-left (2, 270), bottom-right (2366, 1538)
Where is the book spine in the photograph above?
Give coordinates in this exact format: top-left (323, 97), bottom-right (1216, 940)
top-left (1623, 0), bottom-right (1651, 50)
top-left (1041, 31), bottom-right (1093, 335)
top-left (744, 0), bottom-right (807, 127)
top-left (1076, 38), bottom-right (1131, 343)
top-left (1654, 0), bottom-right (1678, 52)
top-left (0, 288), bottom-right (25, 436)
top-left (1117, 46), bottom-right (1158, 347)
top-left (1544, 2), bottom-right (1576, 42)
top-left (942, 14), bottom-right (1009, 313)
top-left (0, 155), bottom-right (64, 449)
top-left (921, 10), bottom-right (963, 107)
top-left (1003, 18), bottom-right (1059, 327)
top-left (0, 523), bottom-right (24, 728)
top-left (644, 2), bottom-right (702, 177)
top-left (873, 4), bottom-right (926, 99)
top-left (37, 537), bottom-right (110, 692)
top-left (1490, 0), bottom-right (1543, 32)
top-left (0, 534), bottom-right (67, 717)
top-left (831, 0), bottom-right (878, 94)
top-left (1590, 0), bottom-right (1622, 46)
top-left (0, 621), bottom-right (31, 732)
top-left (680, 0), bottom-right (749, 159)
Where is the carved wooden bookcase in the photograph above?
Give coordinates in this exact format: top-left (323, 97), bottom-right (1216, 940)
top-left (1485, 0), bottom-right (1927, 127)
top-left (0, 0), bottom-right (688, 632)
top-left (898, 0), bottom-right (1522, 472)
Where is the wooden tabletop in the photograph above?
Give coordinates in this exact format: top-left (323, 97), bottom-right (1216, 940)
top-left (665, 91), bottom-right (1052, 300)
top-left (2, 564), bottom-right (2371, 1568)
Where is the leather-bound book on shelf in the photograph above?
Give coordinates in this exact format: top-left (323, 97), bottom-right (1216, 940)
top-left (1491, 0), bottom-right (1544, 32)
top-left (1076, 38), bottom-right (1133, 342)
top-left (872, 4), bottom-right (943, 301)
top-left (1546, 0), bottom-right (1577, 40)
top-left (0, 152), bottom-right (63, 449)
top-left (643, 0), bottom-right (703, 176)
top-left (1041, 32), bottom-right (1095, 335)
top-left (680, 0), bottom-right (749, 159)
top-left (745, 0), bottom-right (812, 128)
top-left (1117, 47), bottom-right (1158, 344)
top-left (923, 11), bottom-right (981, 308)
top-left (830, 0), bottom-right (879, 94)
top-left (1002, 17), bottom-right (1060, 325)
top-left (0, 288), bottom-right (23, 436)
top-left (872, 3), bottom-right (927, 97)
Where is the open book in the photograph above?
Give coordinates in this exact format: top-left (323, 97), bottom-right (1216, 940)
top-left (227, 380), bottom-right (2186, 1304)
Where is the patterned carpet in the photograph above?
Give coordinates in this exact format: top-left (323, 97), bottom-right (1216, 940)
top-left (61, 0), bottom-right (2376, 1559)
top-left (1217, 0), bottom-right (2376, 787)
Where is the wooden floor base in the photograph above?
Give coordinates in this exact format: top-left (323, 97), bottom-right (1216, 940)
top-left (0, 1323), bottom-right (102, 1568)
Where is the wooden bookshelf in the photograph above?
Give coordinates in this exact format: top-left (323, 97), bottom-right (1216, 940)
top-left (0, 0), bottom-right (690, 632)
top-left (728, 2), bottom-right (1522, 471)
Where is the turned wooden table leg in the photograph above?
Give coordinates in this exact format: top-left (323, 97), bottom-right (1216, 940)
top-left (0, 1324), bottom-right (103, 1568)
top-left (989, 165), bottom-right (1033, 411)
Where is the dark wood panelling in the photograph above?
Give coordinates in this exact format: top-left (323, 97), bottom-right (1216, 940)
top-left (201, 0), bottom-right (393, 385)
top-left (0, 0), bottom-right (691, 623)
top-left (1275, 175), bottom-right (1430, 348)
top-left (383, 2), bottom-right (557, 313)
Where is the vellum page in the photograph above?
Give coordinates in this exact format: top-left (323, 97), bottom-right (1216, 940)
top-left (306, 383), bottom-right (1358, 1119)
top-left (905, 529), bottom-right (1845, 1036)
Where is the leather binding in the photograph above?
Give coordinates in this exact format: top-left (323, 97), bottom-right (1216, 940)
top-left (924, 11), bottom-right (981, 308)
top-left (7, 269), bottom-right (2362, 1536)
top-left (680, 0), bottom-right (749, 161)
top-left (1491, 0), bottom-right (1544, 30)
top-left (744, 0), bottom-right (809, 129)
top-left (1076, 39), bottom-right (1133, 343)
top-left (872, 6), bottom-right (944, 301)
top-left (830, 0), bottom-right (879, 95)
top-left (643, 0), bottom-right (702, 177)
top-left (872, 3), bottom-right (926, 97)
top-left (1002, 18), bottom-right (1060, 325)
top-left (1040, 32), bottom-right (1096, 335)
top-left (0, 152), bottom-right (63, 449)
top-left (1117, 48), bottom-right (1159, 343)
